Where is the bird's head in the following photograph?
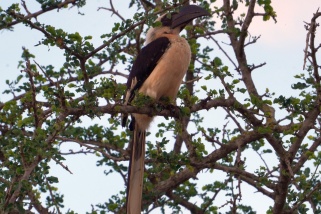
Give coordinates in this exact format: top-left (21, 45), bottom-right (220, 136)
top-left (145, 5), bottom-right (209, 44)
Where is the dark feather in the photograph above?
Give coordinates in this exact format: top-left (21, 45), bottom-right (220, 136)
top-left (126, 124), bottom-right (146, 214)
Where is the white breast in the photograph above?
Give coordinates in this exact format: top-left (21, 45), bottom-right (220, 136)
top-left (139, 36), bottom-right (191, 101)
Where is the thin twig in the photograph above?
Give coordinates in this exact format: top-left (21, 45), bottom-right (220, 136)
top-left (52, 157), bottom-right (73, 174)
top-left (45, 176), bottom-right (62, 214)
top-left (210, 36), bottom-right (239, 73)
top-left (97, 0), bottom-right (125, 21)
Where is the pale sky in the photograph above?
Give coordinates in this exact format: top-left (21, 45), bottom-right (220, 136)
top-left (0, 1), bottom-right (320, 213)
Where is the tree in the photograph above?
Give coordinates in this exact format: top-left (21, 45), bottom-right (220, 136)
top-left (1, 0), bottom-right (321, 213)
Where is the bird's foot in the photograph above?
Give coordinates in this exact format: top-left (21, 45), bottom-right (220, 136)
top-left (155, 98), bottom-right (180, 119)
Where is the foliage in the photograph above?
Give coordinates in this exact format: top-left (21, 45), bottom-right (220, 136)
top-left (1, 0), bottom-right (321, 213)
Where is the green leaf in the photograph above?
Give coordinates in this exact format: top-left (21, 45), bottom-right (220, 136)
top-left (201, 85), bottom-right (207, 91)
top-left (68, 32), bottom-right (82, 43)
top-left (47, 176), bottom-right (59, 184)
top-left (213, 57), bottom-right (222, 67)
top-left (291, 82), bottom-right (309, 90)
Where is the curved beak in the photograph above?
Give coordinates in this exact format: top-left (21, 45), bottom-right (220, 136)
top-left (171, 5), bottom-right (210, 29)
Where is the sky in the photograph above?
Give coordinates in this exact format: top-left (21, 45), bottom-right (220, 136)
top-left (0, 0), bottom-right (321, 213)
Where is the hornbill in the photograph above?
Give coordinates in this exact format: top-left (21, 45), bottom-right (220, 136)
top-left (122, 5), bottom-right (209, 213)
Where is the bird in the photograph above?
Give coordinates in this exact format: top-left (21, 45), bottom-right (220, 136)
top-left (122, 5), bottom-right (209, 214)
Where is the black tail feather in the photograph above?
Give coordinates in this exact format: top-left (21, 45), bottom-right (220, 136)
top-left (126, 123), bottom-right (146, 214)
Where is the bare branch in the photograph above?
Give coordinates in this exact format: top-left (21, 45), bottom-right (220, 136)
top-left (97, 0), bottom-right (125, 22)
top-left (3, 0), bottom-right (77, 29)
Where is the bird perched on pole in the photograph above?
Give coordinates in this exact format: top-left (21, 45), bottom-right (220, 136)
top-left (122, 5), bottom-right (209, 214)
